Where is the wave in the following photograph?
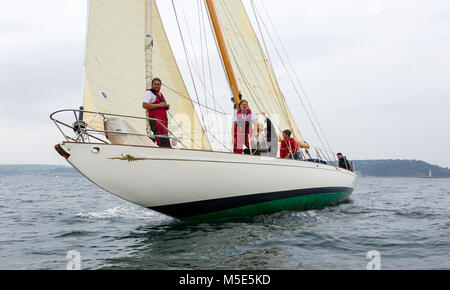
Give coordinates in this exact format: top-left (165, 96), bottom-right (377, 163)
top-left (253, 209), bottom-right (329, 225)
top-left (76, 206), bottom-right (174, 223)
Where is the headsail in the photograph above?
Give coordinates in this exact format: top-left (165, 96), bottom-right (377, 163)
top-left (83, 0), bottom-right (146, 132)
top-left (151, 0), bottom-right (210, 150)
top-left (209, 0), bottom-right (306, 145)
top-left (83, 0), bottom-right (210, 150)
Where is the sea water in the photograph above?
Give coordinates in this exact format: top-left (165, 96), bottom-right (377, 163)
top-left (0, 175), bottom-right (449, 269)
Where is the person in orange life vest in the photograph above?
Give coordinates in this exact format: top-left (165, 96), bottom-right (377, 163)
top-left (280, 129), bottom-right (298, 159)
top-left (232, 99), bottom-right (258, 154)
top-left (142, 78), bottom-right (172, 148)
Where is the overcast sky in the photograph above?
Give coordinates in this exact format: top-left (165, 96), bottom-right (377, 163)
top-left (1, 0), bottom-right (449, 167)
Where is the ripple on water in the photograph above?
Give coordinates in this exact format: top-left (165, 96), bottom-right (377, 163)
top-left (1, 176), bottom-right (450, 269)
top-left (76, 206), bottom-right (174, 223)
top-left (253, 209), bottom-right (329, 226)
top-left (55, 231), bottom-right (99, 238)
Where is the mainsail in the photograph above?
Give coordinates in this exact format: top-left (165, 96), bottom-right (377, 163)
top-left (83, 0), bottom-right (210, 150)
top-left (210, 0), bottom-right (306, 145)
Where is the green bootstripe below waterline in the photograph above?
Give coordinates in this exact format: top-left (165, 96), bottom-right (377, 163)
top-left (184, 191), bottom-right (352, 221)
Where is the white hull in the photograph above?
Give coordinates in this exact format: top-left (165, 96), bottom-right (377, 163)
top-left (58, 142), bottom-right (356, 219)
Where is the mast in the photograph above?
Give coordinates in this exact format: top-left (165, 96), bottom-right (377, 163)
top-left (145, 0), bottom-right (154, 90)
top-left (205, 0), bottom-right (241, 105)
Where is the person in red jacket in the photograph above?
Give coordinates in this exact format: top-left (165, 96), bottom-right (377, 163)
top-left (280, 129), bottom-right (297, 159)
top-left (232, 99), bottom-right (257, 154)
top-left (142, 78), bottom-right (171, 148)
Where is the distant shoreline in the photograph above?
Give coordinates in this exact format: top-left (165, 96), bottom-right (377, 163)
top-left (1, 159), bottom-right (449, 178)
top-left (355, 175), bottom-right (450, 179)
top-left (351, 159), bottom-right (450, 178)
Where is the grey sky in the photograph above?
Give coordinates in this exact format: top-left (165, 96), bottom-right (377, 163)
top-left (1, 0), bottom-right (449, 167)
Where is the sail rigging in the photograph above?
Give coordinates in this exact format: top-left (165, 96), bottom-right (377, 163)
top-left (82, 0), bottom-right (210, 150)
top-left (145, 0), bottom-right (153, 90)
top-left (151, 0), bottom-right (210, 150)
top-left (205, 0), bottom-right (241, 104)
top-left (80, 0), bottom-right (322, 151)
top-left (209, 0), bottom-right (307, 146)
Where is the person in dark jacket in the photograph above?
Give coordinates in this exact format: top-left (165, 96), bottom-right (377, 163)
top-left (337, 152), bottom-right (352, 171)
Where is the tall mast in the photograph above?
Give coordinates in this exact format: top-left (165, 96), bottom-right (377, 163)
top-left (145, 0), bottom-right (154, 90)
top-left (205, 0), bottom-right (241, 105)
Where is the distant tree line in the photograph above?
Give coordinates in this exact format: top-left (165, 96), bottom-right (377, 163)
top-left (1, 161), bottom-right (450, 178)
top-left (351, 159), bottom-right (450, 178)
top-left (0, 165), bottom-right (79, 177)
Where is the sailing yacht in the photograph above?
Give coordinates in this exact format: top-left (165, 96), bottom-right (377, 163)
top-left (51, 0), bottom-right (356, 220)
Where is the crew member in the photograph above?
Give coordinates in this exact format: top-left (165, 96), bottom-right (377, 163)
top-left (280, 129), bottom-right (298, 159)
top-left (142, 78), bottom-right (171, 148)
top-left (232, 100), bottom-right (257, 154)
top-left (337, 152), bottom-right (352, 171)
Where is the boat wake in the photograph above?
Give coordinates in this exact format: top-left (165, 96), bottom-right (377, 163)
top-left (76, 206), bottom-right (174, 222)
top-left (253, 209), bottom-right (329, 225)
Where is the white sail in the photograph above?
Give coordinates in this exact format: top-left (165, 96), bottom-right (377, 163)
top-left (145, 0), bottom-right (153, 90)
top-left (83, 0), bottom-right (147, 132)
top-left (83, 0), bottom-right (210, 150)
top-left (211, 0), bottom-right (306, 144)
top-left (151, 0), bottom-right (210, 150)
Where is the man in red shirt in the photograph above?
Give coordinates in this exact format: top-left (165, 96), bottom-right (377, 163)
top-left (280, 129), bottom-right (297, 159)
